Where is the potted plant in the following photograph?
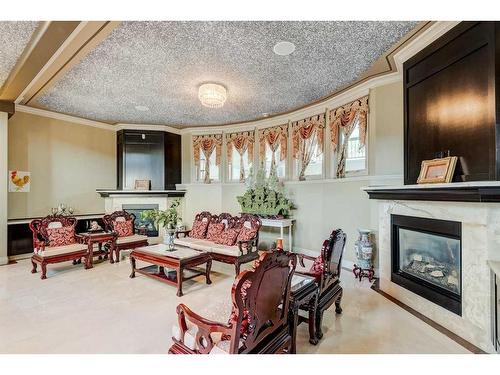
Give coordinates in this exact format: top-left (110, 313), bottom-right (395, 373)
top-left (141, 200), bottom-right (181, 250)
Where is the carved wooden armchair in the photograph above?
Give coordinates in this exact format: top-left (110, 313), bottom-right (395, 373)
top-left (103, 210), bottom-right (148, 263)
top-left (295, 229), bottom-right (346, 342)
top-left (29, 215), bottom-right (88, 279)
top-left (169, 250), bottom-right (297, 354)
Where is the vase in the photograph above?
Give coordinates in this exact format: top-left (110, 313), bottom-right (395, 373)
top-left (355, 229), bottom-right (374, 269)
top-left (163, 228), bottom-right (176, 251)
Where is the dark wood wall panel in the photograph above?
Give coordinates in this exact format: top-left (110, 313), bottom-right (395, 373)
top-left (404, 22), bottom-right (500, 184)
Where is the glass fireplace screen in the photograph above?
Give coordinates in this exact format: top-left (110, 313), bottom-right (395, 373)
top-left (398, 228), bottom-right (460, 295)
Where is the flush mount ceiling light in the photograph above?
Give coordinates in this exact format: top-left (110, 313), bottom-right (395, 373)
top-left (198, 83), bottom-right (227, 108)
top-left (273, 41), bottom-right (295, 56)
top-left (134, 105), bottom-right (149, 111)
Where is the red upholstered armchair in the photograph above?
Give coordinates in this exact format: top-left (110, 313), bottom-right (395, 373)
top-left (295, 229), bottom-right (346, 342)
top-left (169, 250), bottom-right (296, 354)
top-left (103, 211), bottom-right (148, 263)
top-left (29, 215), bottom-right (88, 279)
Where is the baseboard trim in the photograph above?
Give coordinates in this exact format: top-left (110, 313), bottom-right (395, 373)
top-left (370, 279), bottom-right (486, 354)
top-left (0, 256), bottom-right (9, 266)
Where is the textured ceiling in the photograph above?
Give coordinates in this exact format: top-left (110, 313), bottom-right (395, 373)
top-left (0, 21), bottom-right (39, 89)
top-left (37, 21), bottom-right (418, 126)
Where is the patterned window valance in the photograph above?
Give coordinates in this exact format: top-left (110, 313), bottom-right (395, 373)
top-left (292, 114), bottom-right (325, 180)
top-left (192, 134), bottom-right (222, 183)
top-left (329, 95), bottom-right (369, 152)
top-left (259, 124), bottom-right (288, 176)
top-left (226, 130), bottom-right (255, 182)
top-left (329, 95), bottom-right (369, 178)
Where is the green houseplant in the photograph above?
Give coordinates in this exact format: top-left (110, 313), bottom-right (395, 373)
top-left (141, 200), bottom-right (181, 250)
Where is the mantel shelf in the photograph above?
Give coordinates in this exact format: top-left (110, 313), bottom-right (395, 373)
top-left (363, 182), bottom-right (500, 203)
top-left (96, 189), bottom-right (186, 198)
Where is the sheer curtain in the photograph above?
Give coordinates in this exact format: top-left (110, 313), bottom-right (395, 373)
top-left (193, 134), bottom-right (222, 183)
top-left (292, 115), bottom-right (325, 180)
top-left (226, 131), bottom-right (254, 182)
top-left (259, 124), bottom-right (288, 178)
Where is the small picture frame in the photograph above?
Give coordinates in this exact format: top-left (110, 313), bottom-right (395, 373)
top-left (134, 179), bottom-right (151, 190)
top-left (417, 156), bottom-right (457, 184)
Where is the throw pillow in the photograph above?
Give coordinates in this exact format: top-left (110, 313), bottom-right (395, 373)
top-left (47, 226), bottom-right (76, 247)
top-left (114, 219), bottom-right (134, 237)
top-left (206, 222), bottom-right (225, 242)
top-left (191, 219), bottom-right (209, 239)
top-left (215, 228), bottom-right (240, 246)
top-left (236, 226), bottom-right (257, 243)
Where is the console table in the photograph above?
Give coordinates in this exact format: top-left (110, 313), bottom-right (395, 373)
top-left (260, 218), bottom-right (295, 251)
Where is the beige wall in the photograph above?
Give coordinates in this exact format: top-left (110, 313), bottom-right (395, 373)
top-left (179, 81), bottom-right (404, 265)
top-left (8, 111), bottom-right (116, 219)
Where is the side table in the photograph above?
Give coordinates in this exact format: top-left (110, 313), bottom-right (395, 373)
top-left (79, 231), bottom-right (118, 268)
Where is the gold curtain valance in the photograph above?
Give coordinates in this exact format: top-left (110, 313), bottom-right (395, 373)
top-left (226, 130), bottom-right (255, 165)
top-left (291, 113), bottom-right (325, 160)
top-left (192, 134), bottom-right (222, 167)
top-left (329, 95), bottom-right (369, 152)
top-left (258, 124), bottom-right (288, 163)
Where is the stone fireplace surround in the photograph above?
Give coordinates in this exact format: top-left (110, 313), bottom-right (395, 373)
top-left (373, 197), bottom-right (498, 353)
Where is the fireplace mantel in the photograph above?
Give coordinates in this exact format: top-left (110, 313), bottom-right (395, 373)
top-left (363, 181), bottom-right (500, 203)
top-left (96, 189), bottom-right (186, 198)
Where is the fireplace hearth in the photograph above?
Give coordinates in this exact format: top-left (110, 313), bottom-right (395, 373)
top-left (391, 214), bottom-right (462, 315)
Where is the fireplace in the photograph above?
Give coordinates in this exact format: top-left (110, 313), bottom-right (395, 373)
top-left (122, 204), bottom-right (159, 237)
top-left (391, 214), bottom-right (462, 315)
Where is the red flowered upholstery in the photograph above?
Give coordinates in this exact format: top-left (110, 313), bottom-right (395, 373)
top-left (191, 220), bottom-right (209, 239)
top-left (236, 227), bottom-right (257, 243)
top-left (114, 219), bottom-right (134, 237)
top-left (215, 228), bottom-right (240, 246)
top-left (309, 255), bottom-right (325, 279)
top-left (46, 226), bottom-right (76, 247)
top-left (206, 222), bottom-right (225, 242)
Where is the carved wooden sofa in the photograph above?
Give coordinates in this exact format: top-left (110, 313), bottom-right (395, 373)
top-left (174, 212), bottom-right (261, 275)
top-left (29, 215), bottom-right (89, 279)
top-left (169, 249), bottom-right (296, 354)
top-left (295, 229), bottom-right (346, 342)
top-left (103, 211), bottom-right (149, 263)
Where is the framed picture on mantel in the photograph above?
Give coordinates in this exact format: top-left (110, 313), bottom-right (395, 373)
top-left (417, 156), bottom-right (457, 184)
top-left (134, 179), bottom-right (151, 190)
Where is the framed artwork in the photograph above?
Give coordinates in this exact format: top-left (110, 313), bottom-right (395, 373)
top-left (134, 179), bottom-right (151, 190)
top-left (417, 156), bottom-right (457, 184)
top-left (9, 170), bottom-right (31, 192)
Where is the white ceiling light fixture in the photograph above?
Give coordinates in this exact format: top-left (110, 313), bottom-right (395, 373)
top-left (198, 83), bottom-right (227, 108)
top-left (134, 105), bottom-right (149, 111)
top-left (273, 41), bottom-right (295, 56)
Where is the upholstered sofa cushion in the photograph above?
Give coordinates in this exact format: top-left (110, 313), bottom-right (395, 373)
top-left (191, 220), bottom-right (209, 239)
top-left (116, 234), bottom-right (148, 245)
top-left (35, 243), bottom-right (87, 257)
top-left (209, 244), bottom-right (241, 257)
top-left (174, 238), bottom-right (211, 252)
top-left (46, 226), bottom-right (75, 247)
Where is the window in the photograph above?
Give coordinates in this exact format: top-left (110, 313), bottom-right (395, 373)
top-left (341, 121), bottom-right (366, 173)
top-left (292, 115), bottom-right (325, 180)
top-left (228, 147), bottom-right (252, 182)
top-left (264, 142), bottom-right (286, 179)
top-left (294, 140), bottom-right (323, 178)
top-left (196, 145), bottom-right (219, 182)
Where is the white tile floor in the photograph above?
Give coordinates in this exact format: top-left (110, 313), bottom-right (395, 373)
top-left (0, 257), bottom-right (471, 354)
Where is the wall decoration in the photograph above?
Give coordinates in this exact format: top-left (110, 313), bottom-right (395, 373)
top-left (134, 179), bottom-right (151, 190)
top-left (417, 156), bottom-right (457, 184)
top-left (9, 170), bottom-right (30, 192)
top-left (237, 167), bottom-right (293, 218)
top-left (330, 95), bottom-right (369, 178)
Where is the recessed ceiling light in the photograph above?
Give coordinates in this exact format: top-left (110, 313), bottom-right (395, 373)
top-left (135, 105), bottom-right (149, 111)
top-left (273, 41), bottom-right (295, 56)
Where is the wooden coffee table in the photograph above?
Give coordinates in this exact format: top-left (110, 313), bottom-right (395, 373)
top-left (129, 244), bottom-right (212, 297)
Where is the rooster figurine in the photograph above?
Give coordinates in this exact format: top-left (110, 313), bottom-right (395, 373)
top-left (10, 171), bottom-right (30, 191)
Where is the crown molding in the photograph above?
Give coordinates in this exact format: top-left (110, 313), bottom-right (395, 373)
top-left (14, 104), bottom-right (116, 131)
top-left (114, 123), bottom-right (182, 135)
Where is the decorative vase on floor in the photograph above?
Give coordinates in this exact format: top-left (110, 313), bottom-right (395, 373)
top-left (353, 229), bottom-right (375, 282)
top-left (164, 228), bottom-right (176, 251)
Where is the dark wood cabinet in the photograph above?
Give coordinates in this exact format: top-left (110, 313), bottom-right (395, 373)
top-left (404, 22), bottom-right (500, 184)
top-left (117, 130), bottom-right (181, 190)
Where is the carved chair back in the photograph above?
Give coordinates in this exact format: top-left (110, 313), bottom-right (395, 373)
top-left (229, 249), bottom-right (296, 353)
top-left (319, 229), bottom-right (346, 291)
top-left (214, 212), bottom-right (238, 230)
top-left (103, 210), bottom-right (137, 233)
top-left (194, 211), bottom-right (212, 224)
top-left (29, 215), bottom-right (77, 248)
